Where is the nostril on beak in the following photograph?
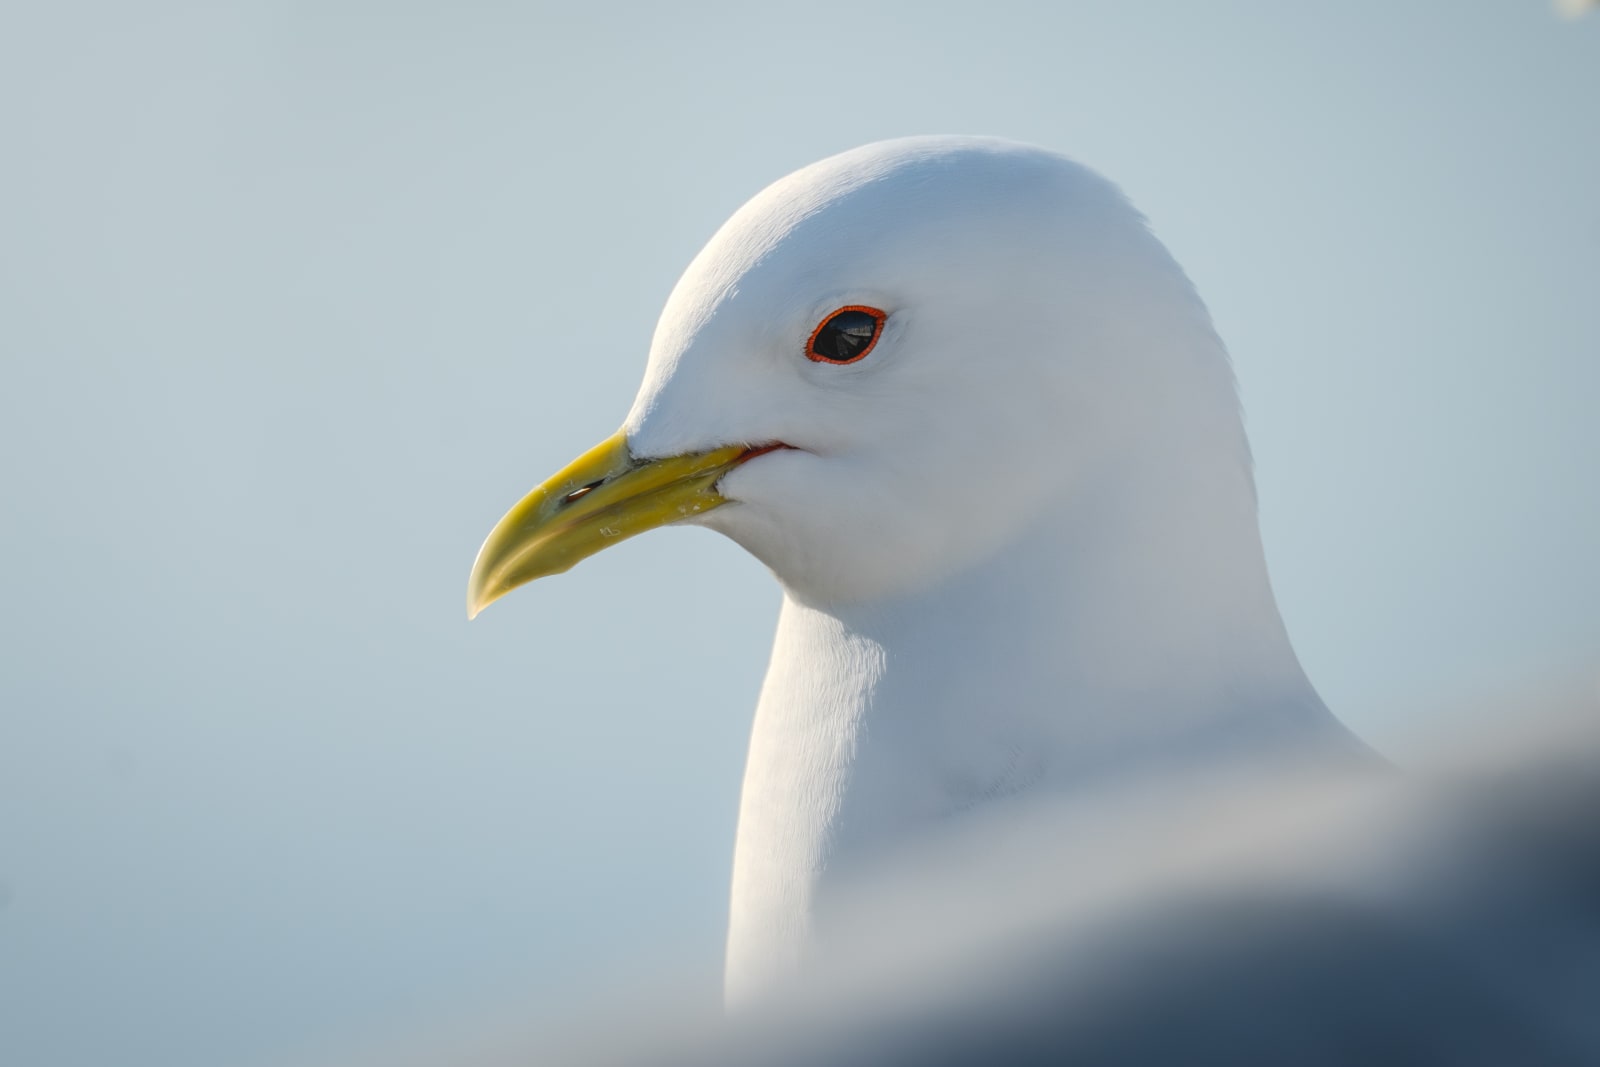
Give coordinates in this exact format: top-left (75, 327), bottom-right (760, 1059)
top-left (562, 478), bottom-right (606, 505)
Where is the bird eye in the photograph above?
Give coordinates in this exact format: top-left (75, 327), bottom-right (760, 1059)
top-left (806, 305), bottom-right (886, 364)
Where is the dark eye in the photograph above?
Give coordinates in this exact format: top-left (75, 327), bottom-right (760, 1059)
top-left (806, 305), bottom-right (886, 364)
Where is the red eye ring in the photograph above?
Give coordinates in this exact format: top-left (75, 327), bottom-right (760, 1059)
top-left (806, 305), bottom-right (887, 365)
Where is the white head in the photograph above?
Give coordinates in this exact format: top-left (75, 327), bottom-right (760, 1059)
top-left (622, 136), bottom-right (1247, 606)
top-left (469, 135), bottom-right (1257, 634)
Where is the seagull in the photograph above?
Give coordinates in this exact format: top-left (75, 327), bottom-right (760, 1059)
top-left (463, 138), bottom-right (1599, 1060)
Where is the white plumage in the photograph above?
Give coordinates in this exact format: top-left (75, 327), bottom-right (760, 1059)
top-left (619, 137), bottom-right (1375, 999)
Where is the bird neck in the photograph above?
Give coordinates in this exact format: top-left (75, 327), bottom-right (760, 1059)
top-left (723, 446), bottom-right (1369, 1002)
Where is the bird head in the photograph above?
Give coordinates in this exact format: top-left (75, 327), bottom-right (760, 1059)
top-left (468, 137), bottom-right (1242, 614)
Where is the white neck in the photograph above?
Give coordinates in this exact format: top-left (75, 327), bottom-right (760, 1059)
top-left (722, 443), bottom-right (1371, 1002)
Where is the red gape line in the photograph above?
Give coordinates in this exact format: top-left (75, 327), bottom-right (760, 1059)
top-left (806, 305), bottom-right (887, 364)
top-left (736, 442), bottom-right (797, 464)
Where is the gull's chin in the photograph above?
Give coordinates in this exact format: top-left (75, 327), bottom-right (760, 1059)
top-left (714, 441), bottom-right (805, 499)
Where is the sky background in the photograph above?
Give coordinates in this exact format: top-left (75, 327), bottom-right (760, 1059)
top-left (1, 3), bottom-right (1596, 1065)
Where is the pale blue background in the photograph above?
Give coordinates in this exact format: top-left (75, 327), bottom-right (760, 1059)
top-left (1, 3), bottom-right (1595, 1065)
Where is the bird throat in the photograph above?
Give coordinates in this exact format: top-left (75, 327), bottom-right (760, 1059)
top-left (722, 456), bottom-right (1369, 1004)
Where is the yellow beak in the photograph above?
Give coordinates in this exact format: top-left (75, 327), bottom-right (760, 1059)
top-left (466, 431), bottom-right (753, 618)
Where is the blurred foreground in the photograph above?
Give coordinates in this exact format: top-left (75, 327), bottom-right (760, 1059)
top-left (319, 681), bottom-right (1600, 1067)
